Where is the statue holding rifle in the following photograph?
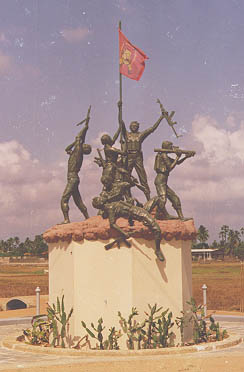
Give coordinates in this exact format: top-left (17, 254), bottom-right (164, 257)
top-left (60, 106), bottom-right (92, 224)
top-left (154, 141), bottom-right (195, 220)
top-left (118, 100), bottom-right (164, 201)
top-left (94, 109), bottom-right (147, 202)
top-left (94, 117), bottom-right (124, 189)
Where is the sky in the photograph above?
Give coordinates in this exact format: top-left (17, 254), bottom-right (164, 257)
top-left (1, 0), bottom-right (244, 242)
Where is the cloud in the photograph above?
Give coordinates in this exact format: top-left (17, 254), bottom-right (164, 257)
top-left (161, 115), bottom-right (244, 238)
top-left (191, 115), bottom-right (244, 163)
top-left (140, 114), bottom-right (244, 239)
top-left (61, 27), bottom-right (90, 43)
top-left (0, 140), bottom-right (101, 240)
top-left (91, 132), bottom-right (106, 147)
top-left (115, 0), bottom-right (132, 12)
top-left (226, 114), bottom-right (236, 128)
top-left (0, 49), bottom-right (40, 79)
top-left (0, 141), bottom-right (62, 237)
top-left (0, 50), bottom-right (13, 75)
top-left (0, 32), bottom-right (9, 44)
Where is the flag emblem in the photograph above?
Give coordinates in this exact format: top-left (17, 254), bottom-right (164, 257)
top-left (119, 29), bottom-right (148, 81)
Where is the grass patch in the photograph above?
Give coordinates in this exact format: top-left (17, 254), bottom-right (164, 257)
top-left (192, 261), bottom-right (242, 311)
top-left (0, 264), bottom-right (48, 298)
top-left (0, 265), bottom-right (47, 274)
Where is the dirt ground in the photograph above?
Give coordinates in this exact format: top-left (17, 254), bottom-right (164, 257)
top-left (192, 261), bottom-right (243, 310)
top-left (0, 264), bottom-right (48, 298)
top-left (2, 352), bottom-right (244, 372)
top-left (1, 261), bottom-right (243, 310)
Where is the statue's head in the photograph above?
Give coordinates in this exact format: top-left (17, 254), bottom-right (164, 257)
top-left (82, 144), bottom-right (92, 155)
top-left (161, 141), bottom-right (173, 150)
top-left (92, 196), bottom-right (106, 209)
top-left (101, 134), bottom-right (113, 146)
top-left (129, 121), bottom-right (140, 133)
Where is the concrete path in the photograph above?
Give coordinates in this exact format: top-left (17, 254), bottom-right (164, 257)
top-left (0, 317), bottom-right (243, 371)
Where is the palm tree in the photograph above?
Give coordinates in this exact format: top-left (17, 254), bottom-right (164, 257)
top-left (211, 240), bottom-right (219, 249)
top-left (24, 237), bottom-right (34, 255)
top-left (0, 240), bottom-right (5, 253)
top-left (226, 229), bottom-right (241, 256)
top-left (33, 235), bottom-right (48, 256)
top-left (6, 238), bottom-right (15, 254)
top-left (240, 227), bottom-right (244, 240)
top-left (219, 225), bottom-right (229, 245)
top-left (197, 225), bottom-right (209, 246)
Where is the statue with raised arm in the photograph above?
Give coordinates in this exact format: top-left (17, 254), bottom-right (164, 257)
top-left (92, 180), bottom-right (165, 261)
top-left (118, 100), bottom-right (164, 200)
top-left (60, 106), bottom-right (92, 224)
top-left (154, 141), bottom-right (195, 220)
top-left (97, 123), bottom-right (125, 188)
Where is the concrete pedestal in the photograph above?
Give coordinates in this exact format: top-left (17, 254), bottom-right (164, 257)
top-left (45, 217), bottom-right (196, 348)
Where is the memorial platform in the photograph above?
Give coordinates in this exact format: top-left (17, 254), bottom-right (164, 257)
top-left (44, 216), bottom-right (196, 347)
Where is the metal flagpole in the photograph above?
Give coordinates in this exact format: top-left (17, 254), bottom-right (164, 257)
top-left (119, 20), bottom-right (122, 107)
top-left (118, 20), bottom-right (126, 156)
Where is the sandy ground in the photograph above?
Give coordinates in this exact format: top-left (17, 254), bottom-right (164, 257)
top-left (0, 298), bottom-right (244, 372)
top-left (1, 352), bottom-right (244, 372)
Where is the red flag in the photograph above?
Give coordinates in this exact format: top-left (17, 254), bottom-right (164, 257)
top-left (119, 29), bottom-right (149, 81)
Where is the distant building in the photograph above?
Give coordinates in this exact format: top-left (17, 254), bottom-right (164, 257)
top-left (191, 248), bottom-right (224, 261)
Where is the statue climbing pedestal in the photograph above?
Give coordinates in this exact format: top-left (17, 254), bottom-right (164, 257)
top-left (44, 216), bottom-right (196, 347)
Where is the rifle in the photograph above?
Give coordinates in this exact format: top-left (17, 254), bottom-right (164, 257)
top-left (154, 147), bottom-right (195, 156)
top-left (76, 105), bottom-right (91, 126)
top-left (129, 176), bottom-right (147, 194)
top-left (112, 163), bottom-right (147, 194)
top-left (156, 99), bottom-right (182, 138)
top-left (95, 148), bottom-right (106, 168)
top-left (105, 235), bottom-right (131, 250)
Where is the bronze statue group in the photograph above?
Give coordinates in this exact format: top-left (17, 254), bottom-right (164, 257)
top-left (60, 101), bottom-right (195, 262)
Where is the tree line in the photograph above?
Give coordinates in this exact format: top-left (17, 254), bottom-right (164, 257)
top-left (0, 235), bottom-right (48, 258)
top-left (1, 225), bottom-right (244, 259)
top-left (193, 224), bottom-right (244, 260)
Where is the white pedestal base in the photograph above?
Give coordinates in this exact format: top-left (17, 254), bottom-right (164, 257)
top-left (49, 237), bottom-right (192, 347)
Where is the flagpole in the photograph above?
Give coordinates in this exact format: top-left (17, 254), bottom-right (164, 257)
top-left (119, 20), bottom-right (122, 107)
top-left (118, 20), bottom-right (125, 153)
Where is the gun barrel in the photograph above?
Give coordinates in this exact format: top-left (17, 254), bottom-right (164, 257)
top-left (105, 242), bottom-right (114, 250)
top-left (97, 148), bottom-right (106, 168)
top-left (154, 148), bottom-right (195, 155)
top-left (76, 118), bottom-right (87, 126)
top-left (76, 106), bottom-right (91, 126)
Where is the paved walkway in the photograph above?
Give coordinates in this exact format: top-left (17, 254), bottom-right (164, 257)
top-left (0, 316), bottom-right (243, 371)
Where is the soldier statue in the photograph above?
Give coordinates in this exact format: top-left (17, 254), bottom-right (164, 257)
top-left (60, 107), bottom-right (92, 224)
top-left (92, 181), bottom-right (165, 262)
top-left (154, 141), bottom-right (195, 220)
top-left (97, 124), bottom-right (125, 189)
top-left (118, 100), bottom-right (164, 200)
top-left (94, 115), bottom-right (146, 203)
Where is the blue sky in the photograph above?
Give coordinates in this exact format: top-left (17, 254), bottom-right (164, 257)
top-left (1, 0), bottom-right (244, 241)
